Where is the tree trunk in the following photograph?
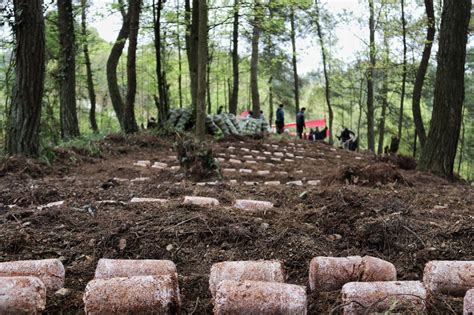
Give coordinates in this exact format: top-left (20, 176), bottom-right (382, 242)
top-left (419, 0), bottom-right (471, 178)
top-left (269, 76), bottom-right (274, 129)
top-left (177, 0), bottom-right (183, 108)
top-left (153, 0), bottom-right (169, 124)
top-left (229, 0), bottom-right (240, 115)
top-left (250, 0), bottom-right (261, 119)
top-left (290, 7), bottom-right (300, 114)
top-left (58, 0), bottom-right (80, 139)
top-left (413, 131), bottom-right (417, 157)
top-left (366, 0), bottom-right (376, 152)
top-left (206, 46), bottom-right (212, 114)
top-left (81, 0), bottom-right (98, 133)
top-left (378, 71), bottom-right (389, 155)
top-left (123, 0), bottom-right (141, 134)
top-left (357, 77), bottom-right (364, 145)
top-left (315, 0), bottom-right (333, 144)
top-left (7, 0), bottom-right (45, 156)
top-left (378, 29), bottom-right (390, 155)
top-left (412, 0), bottom-right (435, 148)
top-left (195, 0), bottom-right (208, 140)
top-left (106, 0), bottom-right (129, 129)
top-left (457, 105), bottom-right (466, 175)
top-left (187, 0), bottom-right (199, 110)
top-left (397, 0), bottom-right (407, 140)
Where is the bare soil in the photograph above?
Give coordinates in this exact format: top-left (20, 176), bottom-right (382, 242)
top-left (0, 134), bottom-right (472, 314)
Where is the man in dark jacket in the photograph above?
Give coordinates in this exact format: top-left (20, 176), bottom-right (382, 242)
top-left (337, 127), bottom-right (356, 149)
top-left (296, 107), bottom-right (306, 139)
top-left (147, 117), bottom-right (157, 129)
top-left (275, 104), bottom-right (285, 134)
top-left (316, 126), bottom-right (328, 140)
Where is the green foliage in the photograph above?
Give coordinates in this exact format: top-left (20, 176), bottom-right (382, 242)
top-left (38, 132), bottom-right (106, 165)
top-left (0, 0), bottom-right (472, 180)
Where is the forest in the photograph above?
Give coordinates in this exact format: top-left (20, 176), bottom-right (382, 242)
top-left (0, 1), bottom-right (473, 314)
top-left (0, 0), bottom-right (473, 180)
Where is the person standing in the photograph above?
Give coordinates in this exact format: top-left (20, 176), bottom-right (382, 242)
top-left (296, 107), bottom-right (306, 139)
top-left (275, 104), bottom-right (285, 134)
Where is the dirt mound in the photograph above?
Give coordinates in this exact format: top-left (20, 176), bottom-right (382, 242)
top-left (377, 154), bottom-right (418, 170)
top-left (0, 156), bottom-right (49, 178)
top-left (330, 163), bottom-right (410, 186)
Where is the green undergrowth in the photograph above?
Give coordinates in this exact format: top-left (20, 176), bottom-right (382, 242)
top-left (39, 132), bottom-right (107, 166)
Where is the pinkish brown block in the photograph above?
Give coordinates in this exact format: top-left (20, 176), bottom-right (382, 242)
top-left (309, 256), bottom-right (362, 292)
top-left (0, 277), bottom-right (46, 314)
top-left (464, 289), bottom-right (474, 315)
top-left (214, 280), bottom-right (307, 315)
top-left (94, 259), bottom-right (178, 283)
top-left (83, 275), bottom-right (180, 315)
top-left (423, 260), bottom-right (474, 297)
top-left (234, 199), bottom-right (273, 212)
top-left (359, 256), bottom-right (397, 282)
top-left (0, 259), bottom-right (65, 295)
top-left (341, 281), bottom-right (426, 314)
top-left (309, 256), bottom-right (396, 292)
top-left (209, 260), bottom-right (285, 297)
top-left (183, 196), bottom-right (219, 207)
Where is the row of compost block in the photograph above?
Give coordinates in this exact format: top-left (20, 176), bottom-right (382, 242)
top-left (0, 258), bottom-right (473, 314)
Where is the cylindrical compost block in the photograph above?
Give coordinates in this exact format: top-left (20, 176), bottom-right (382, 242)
top-left (360, 256), bottom-right (397, 282)
top-left (464, 289), bottom-right (474, 315)
top-left (83, 275), bottom-right (180, 315)
top-left (183, 196), bottom-right (219, 206)
top-left (214, 280), bottom-right (307, 315)
top-left (0, 259), bottom-right (65, 294)
top-left (309, 256), bottom-right (397, 292)
top-left (423, 261), bottom-right (474, 297)
top-left (234, 199), bottom-right (274, 212)
top-left (94, 259), bottom-right (178, 283)
top-left (341, 281), bottom-right (426, 315)
top-left (0, 277), bottom-right (46, 314)
top-left (309, 256), bottom-right (362, 292)
top-left (209, 260), bottom-right (285, 297)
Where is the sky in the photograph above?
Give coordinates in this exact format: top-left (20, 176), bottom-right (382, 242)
top-left (89, 0), bottom-right (368, 75)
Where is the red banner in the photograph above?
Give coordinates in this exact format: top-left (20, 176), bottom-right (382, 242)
top-left (283, 119), bottom-right (327, 129)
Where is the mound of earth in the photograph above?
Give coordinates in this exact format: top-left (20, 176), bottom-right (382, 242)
top-left (331, 163), bottom-right (410, 186)
top-left (0, 134), bottom-right (472, 314)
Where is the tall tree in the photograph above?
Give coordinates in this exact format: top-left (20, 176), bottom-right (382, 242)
top-left (153, 0), bottom-right (169, 124)
top-left (187, 0), bottom-right (199, 109)
top-left (412, 0), bottom-right (435, 148)
top-left (366, 0), bottom-right (376, 152)
top-left (250, 0), bottom-right (262, 118)
top-left (7, 0), bottom-right (45, 156)
top-left (58, 0), bottom-right (80, 139)
top-left (106, 0), bottom-right (129, 129)
top-left (229, 0), bottom-right (240, 115)
top-left (80, 0), bottom-right (98, 133)
top-left (196, 0), bottom-right (208, 140)
top-left (378, 30), bottom-right (390, 155)
top-left (123, 0), bottom-right (141, 134)
top-left (419, 0), bottom-right (471, 177)
top-left (176, 0), bottom-right (184, 108)
top-left (397, 0), bottom-right (408, 140)
top-left (314, 0), bottom-right (333, 144)
top-left (206, 46), bottom-right (213, 114)
top-left (290, 6), bottom-right (300, 114)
